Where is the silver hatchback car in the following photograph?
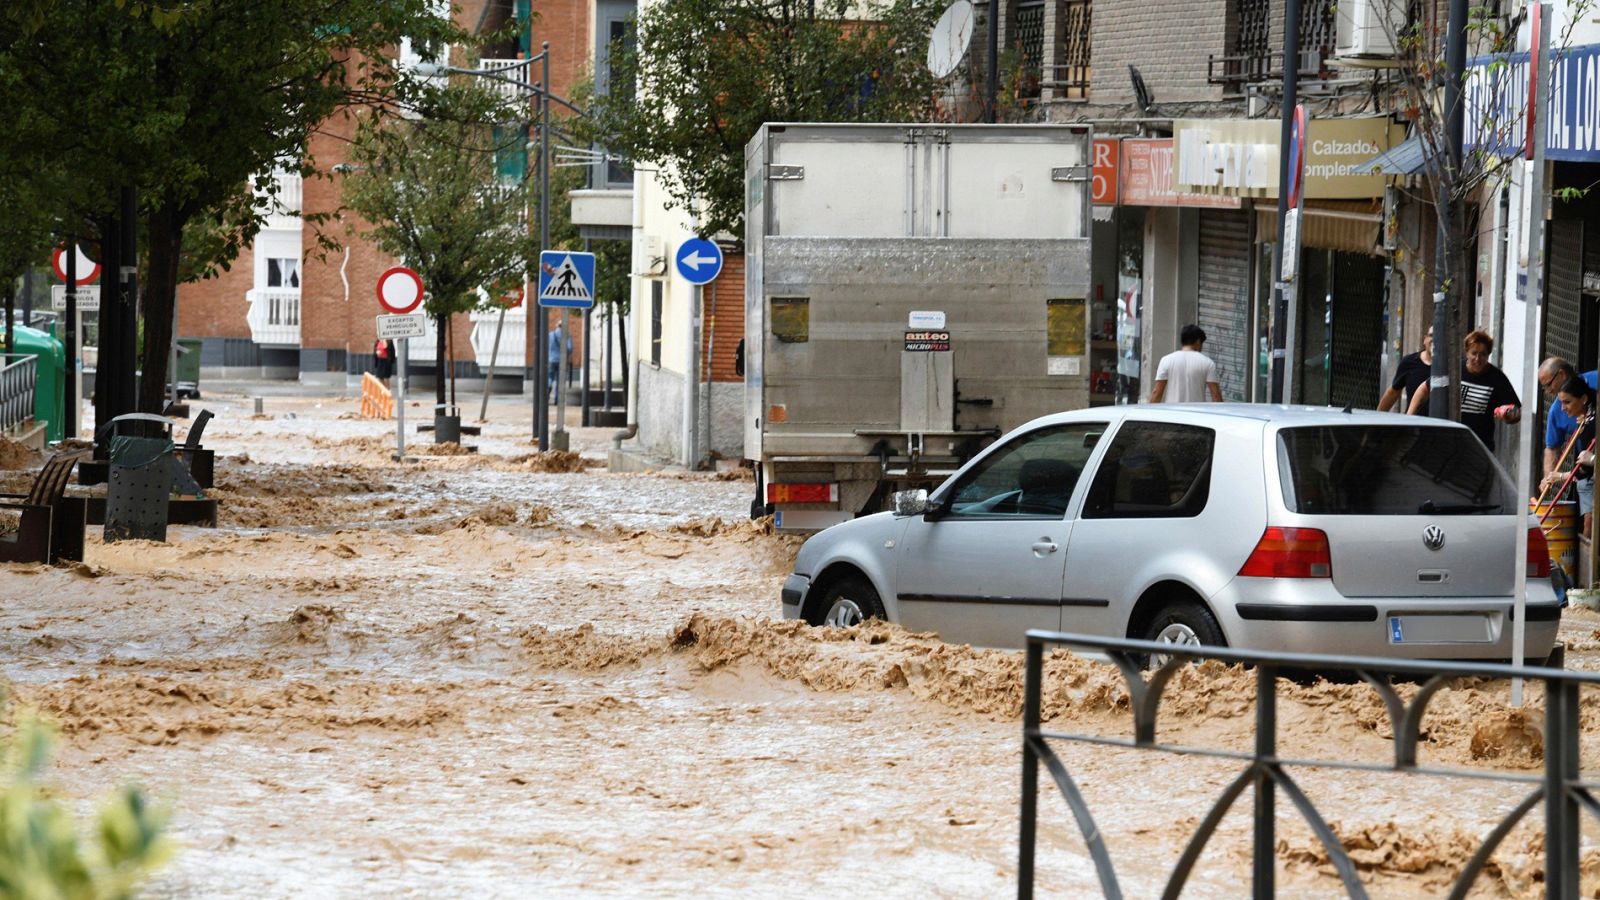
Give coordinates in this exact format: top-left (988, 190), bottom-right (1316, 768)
top-left (781, 405), bottom-right (1561, 661)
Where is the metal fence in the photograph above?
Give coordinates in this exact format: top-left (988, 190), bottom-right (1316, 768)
top-left (1018, 631), bottom-right (1598, 899)
top-left (0, 353), bottom-right (37, 434)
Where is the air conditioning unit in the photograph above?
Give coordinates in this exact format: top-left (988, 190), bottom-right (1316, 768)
top-left (1334, 0), bottom-right (1404, 67)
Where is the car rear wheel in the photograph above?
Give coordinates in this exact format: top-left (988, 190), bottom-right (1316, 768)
top-left (1142, 599), bottom-right (1225, 667)
top-left (814, 575), bottom-right (886, 628)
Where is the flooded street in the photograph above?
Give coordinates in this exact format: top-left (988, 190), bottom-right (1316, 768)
top-left (6, 388), bottom-right (1600, 897)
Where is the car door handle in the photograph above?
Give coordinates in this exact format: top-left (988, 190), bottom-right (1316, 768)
top-left (1031, 539), bottom-right (1059, 556)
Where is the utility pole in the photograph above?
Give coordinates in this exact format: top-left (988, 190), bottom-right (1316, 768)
top-left (534, 43), bottom-right (552, 451)
top-left (1269, 0), bottom-right (1303, 403)
top-left (1429, 0), bottom-right (1470, 419)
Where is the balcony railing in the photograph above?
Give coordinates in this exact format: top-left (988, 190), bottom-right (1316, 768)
top-left (245, 288), bottom-right (301, 347)
top-left (0, 354), bottom-right (37, 435)
top-left (1209, 0), bottom-right (1335, 85)
top-left (469, 305), bottom-right (527, 371)
top-left (478, 58), bottom-right (535, 101)
top-left (255, 170), bottom-right (302, 228)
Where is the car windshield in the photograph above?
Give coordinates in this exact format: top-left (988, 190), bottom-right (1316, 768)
top-left (1277, 425), bottom-right (1513, 515)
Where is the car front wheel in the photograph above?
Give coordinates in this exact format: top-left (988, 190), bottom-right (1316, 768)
top-left (1142, 599), bottom-right (1225, 667)
top-left (812, 575), bottom-right (886, 628)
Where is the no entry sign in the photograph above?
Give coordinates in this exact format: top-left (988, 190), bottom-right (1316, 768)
top-left (52, 244), bottom-right (100, 286)
top-left (376, 266), bottom-right (424, 315)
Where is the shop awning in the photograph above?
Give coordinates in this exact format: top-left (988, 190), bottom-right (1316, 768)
top-left (1359, 135), bottom-right (1427, 176)
top-left (1254, 200), bottom-right (1384, 255)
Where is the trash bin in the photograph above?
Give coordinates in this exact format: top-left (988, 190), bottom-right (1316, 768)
top-left (100, 412), bottom-right (211, 542)
top-left (3, 325), bottom-right (64, 442)
top-left (104, 432), bottom-right (175, 543)
top-left (176, 338), bottom-right (202, 399)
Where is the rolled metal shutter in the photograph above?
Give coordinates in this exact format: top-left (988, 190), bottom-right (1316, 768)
top-left (1197, 209), bottom-right (1252, 401)
top-left (1545, 220), bottom-right (1583, 366)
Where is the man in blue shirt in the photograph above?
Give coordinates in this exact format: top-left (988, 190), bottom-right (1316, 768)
top-left (1540, 356), bottom-right (1599, 475)
top-left (548, 319), bottom-right (573, 400)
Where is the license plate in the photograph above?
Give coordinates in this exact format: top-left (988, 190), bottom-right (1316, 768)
top-left (1388, 614), bottom-right (1492, 644)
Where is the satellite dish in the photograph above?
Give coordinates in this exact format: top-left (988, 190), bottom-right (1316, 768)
top-left (927, 0), bottom-right (975, 80)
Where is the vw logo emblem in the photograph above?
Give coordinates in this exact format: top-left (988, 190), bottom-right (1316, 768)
top-left (1422, 525), bottom-right (1445, 551)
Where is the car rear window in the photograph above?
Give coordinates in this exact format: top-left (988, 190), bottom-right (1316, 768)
top-left (1277, 425), bottom-right (1514, 515)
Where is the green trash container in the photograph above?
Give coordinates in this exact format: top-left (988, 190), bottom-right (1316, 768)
top-left (175, 338), bottom-right (202, 398)
top-left (3, 325), bottom-right (65, 443)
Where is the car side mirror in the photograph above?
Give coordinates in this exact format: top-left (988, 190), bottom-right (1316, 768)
top-left (892, 489), bottom-right (930, 517)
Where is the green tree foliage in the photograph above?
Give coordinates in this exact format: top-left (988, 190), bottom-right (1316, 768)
top-left (0, 0), bottom-right (467, 412)
top-left (0, 711), bottom-right (171, 899)
top-left (587, 0), bottom-right (940, 238)
top-left (342, 81), bottom-right (541, 403)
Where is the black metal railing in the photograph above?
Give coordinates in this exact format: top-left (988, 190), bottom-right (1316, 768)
top-left (1210, 0), bottom-right (1335, 85)
top-left (1018, 631), bottom-right (1594, 899)
top-left (1013, 0), bottom-right (1045, 101)
top-left (0, 354), bottom-right (37, 434)
top-left (1045, 0), bottom-right (1092, 100)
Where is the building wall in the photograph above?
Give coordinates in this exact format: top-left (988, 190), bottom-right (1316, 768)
top-left (703, 251), bottom-right (743, 384)
top-left (175, 0), bottom-right (606, 388)
top-left (1090, 0), bottom-right (1228, 106)
top-left (635, 360), bottom-right (683, 460)
top-left (177, 246), bottom-right (255, 340)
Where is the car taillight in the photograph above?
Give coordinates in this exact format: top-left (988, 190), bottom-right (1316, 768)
top-left (1528, 526), bottom-right (1551, 578)
top-left (767, 482), bottom-right (839, 504)
top-left (1238, 527), bottom-right (1333, 579)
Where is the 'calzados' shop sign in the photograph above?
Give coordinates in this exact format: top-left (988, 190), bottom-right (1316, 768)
top-left (1171, 117), bottom-right (1406, 199)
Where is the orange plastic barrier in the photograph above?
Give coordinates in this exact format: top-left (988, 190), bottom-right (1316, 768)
top-left (360, 372), bottom-right (394, 419)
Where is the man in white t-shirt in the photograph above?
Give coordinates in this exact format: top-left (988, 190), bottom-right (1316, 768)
top-left (1149, 324), bottom-right (1223, 403)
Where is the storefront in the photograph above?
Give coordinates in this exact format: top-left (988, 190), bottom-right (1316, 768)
top-left (1093, 137), bottom-right (1244, 403)
top-left (1174, 117), bottom-right (1404, 405)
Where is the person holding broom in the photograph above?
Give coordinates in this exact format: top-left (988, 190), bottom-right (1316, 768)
top-left (1542, 377), bottom-right (1597, 534)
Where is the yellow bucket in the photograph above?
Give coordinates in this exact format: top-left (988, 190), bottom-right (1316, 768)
top-left (1535, 498), bottom-right (1579, 579)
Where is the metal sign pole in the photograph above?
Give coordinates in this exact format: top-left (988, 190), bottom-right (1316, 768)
top-left (64, 242), bottom-right (77, 439)
top-left (397, 337), bottom-right (408, 460)
top-left (555, 308), bottom-right (570, 450)
top-left (1512, 4), bottom-right (1552, 705)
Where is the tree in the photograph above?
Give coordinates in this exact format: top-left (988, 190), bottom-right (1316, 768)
top-left (0, 0), bottom-right (469, 415)
top-left (586, 0), bottom-right (941, 239)
top-left (1374, 0), bottom-right (1594, 419)
top-left (342, 81), bottom-right (541, 413)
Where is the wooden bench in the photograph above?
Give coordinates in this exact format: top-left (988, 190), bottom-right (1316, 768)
top-left (0, 452), bottom-right (86, 564)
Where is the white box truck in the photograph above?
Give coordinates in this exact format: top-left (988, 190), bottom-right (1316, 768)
top-left (743, 123), bottom-right (1095, 531)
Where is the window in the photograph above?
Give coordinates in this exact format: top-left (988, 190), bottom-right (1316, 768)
top-left (266, 258), bottom-right (299, 289)
top-left (594, 9), bottom-right (636, 188)
top-left (1277, 426), bottom-right (1512, 515)
top-left (1083, 421), bottom-right (1215, 518)
top-left (650, 280), bottom-right (662, 366)
top-left (944, 423), bottom-right (1105, 519)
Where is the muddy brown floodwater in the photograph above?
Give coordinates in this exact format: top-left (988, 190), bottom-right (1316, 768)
top-left (8, 390), bottom-right (1600, 897)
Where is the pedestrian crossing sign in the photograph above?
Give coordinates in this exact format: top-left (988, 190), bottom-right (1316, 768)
top-left (537, 250), bottom-right (596, 309)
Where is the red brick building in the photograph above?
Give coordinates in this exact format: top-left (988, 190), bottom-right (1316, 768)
top-left (177, 0), bottom-right (623, 393)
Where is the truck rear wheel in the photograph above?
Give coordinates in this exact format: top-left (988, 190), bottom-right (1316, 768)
top-left (812, 575), bottom-right (886, 628)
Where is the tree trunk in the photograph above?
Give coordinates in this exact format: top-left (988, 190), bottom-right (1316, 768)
top-left (435, 311), bottom-right (447, 408)
top-left (616, 305), bottom-right (630, 403)
top-left (139, 202), bottom-right (183, 414)
top-left (94, 214), bottom-right (118, 446)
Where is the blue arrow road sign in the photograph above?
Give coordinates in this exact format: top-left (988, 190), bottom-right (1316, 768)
top-left (538, 250), bottom-right (596, 309)
top-left (674, 238), bottom-right (723, 285)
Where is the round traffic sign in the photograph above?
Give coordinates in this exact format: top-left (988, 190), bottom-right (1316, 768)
top-left (51, 245), bottom-right (101, 286)
top-left (376, 266), bottom-right (424, 314)
top-left (674, 238), bottom-right (723, 286)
